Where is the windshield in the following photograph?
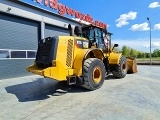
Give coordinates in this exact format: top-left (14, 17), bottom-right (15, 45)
top-left (82, 28), bottom-right (94, 41)
top-left (94, 28), bottom-right (103, 44)
top-left (82, 28), bottom-right (102, 42)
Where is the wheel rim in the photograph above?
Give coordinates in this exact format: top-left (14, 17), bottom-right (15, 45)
top-left (122, 62), bottom-right (127, 72)
top-left (92, 66), bottom-right (102, 83)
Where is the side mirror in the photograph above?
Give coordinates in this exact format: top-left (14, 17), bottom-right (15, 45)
top-left (112, 44), bottom-right (119, 51)
top-left (114, 44), bottom-right (119, 47)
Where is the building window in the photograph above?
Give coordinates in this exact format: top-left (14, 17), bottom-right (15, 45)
top-left (0, 49), bottom-right (37, 59)
top-left (11, 51), bottom-right (26, 58)
top-left (27, 51), bottom-right (37, 58)
top-left (0, 50), bottom-right (9, 58)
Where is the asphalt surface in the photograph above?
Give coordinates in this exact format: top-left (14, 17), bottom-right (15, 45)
top-left (0, 65), bottom-right (160, 120)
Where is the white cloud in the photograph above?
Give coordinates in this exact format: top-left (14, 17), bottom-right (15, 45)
top-left (130, 23), bottom-right (160, 31)
top-left (130, 22), bottom-right (149, 31)
top-left (115, 11), bottom-right (137, 27)
top-left (148, 2), bottom-right (160, 8)
top-left (143, 44), bottom-right (149, 48)
top-left (152, 42), bottom-right (160, 47)
top-left (112, 38), bottom-right (160, 52)
top-left (143, 42), bottom-right (160, 48)
top-left (154, 23), bottom-right (160, 30)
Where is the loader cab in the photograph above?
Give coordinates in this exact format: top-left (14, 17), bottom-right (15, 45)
top-left (82, 25), bottom-right (112, 50)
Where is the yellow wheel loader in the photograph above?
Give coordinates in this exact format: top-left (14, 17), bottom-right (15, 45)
top-left (27, 24), bottom-right (137, 90)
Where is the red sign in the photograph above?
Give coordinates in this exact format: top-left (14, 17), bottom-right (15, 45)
top-left (35, 0), bottom-right (107, 29)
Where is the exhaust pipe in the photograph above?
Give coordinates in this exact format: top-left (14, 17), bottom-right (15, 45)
top-left (68, 24), bottom-right (73, 36)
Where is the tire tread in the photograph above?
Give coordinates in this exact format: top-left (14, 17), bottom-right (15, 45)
top-left (112, 56), bottom-right (128, 78)
top-left (82, 58), bottom-right (105, 90)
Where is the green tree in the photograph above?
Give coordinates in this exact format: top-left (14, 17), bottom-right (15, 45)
top-left (158, 49), bottom-right (160, 57)
top-left (127, 47), bottom-right (131, 56)
top-left (137, 52), bottom-right (143, 58)
top-left (145, 53), bottom-right (150, 58)
top-left (137, 53), bottom-right (141, 58)
top-left (130, 48), bottom-right (137, 57)
top-left (152, 49), bottom-right (160, 57)
top-left (122, 45), bottom-right (128, 56)
top-left (120, 45), bottom-right (155, 58)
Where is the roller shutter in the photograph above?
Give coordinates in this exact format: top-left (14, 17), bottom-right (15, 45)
top-left (0, 13), bottom-right (40, 80)
top-left (45, 24), bottom-right (69, 38)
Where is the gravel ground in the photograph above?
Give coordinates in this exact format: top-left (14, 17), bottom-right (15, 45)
top-left (0, 65), bottom-right (160, 120)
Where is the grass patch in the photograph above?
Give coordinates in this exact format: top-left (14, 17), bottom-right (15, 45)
top-left (136, 57), bottom-right (160, 61)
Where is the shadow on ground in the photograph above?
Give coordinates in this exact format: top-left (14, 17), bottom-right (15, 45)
top-left (105, 74), bottom-right (125, 80)
top-left (5, 78), bottom-right (88, 102)
top-left (106, 75), bottom-right (116, 80)
top-left (5, 75), bottom-right (118, 102)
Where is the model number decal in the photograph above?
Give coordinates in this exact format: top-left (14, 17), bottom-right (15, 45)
top-left (77, 40), bottom-right (82, 44)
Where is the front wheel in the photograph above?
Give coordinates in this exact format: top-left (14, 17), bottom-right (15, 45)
top-left (112, 56), bottom-right (128, 78)
top-left (82, 58), bottom-right (106, 90)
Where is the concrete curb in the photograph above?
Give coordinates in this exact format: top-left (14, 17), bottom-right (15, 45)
top-left (137, 62), bottom-right (160, 65)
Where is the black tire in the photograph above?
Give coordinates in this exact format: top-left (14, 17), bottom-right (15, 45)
top-left (112, 56), bottom-right (128, 78)
top-left (82, 58), bottom-right (106, 90)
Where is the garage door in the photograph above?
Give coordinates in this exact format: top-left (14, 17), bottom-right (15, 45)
top-left (0, 13), bottom-right (40, 80)
top-left (45, 24), bottom-right (69, 38)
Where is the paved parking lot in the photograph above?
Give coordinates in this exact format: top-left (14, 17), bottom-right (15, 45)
top-left (0, 65), bottom-right (160, 120)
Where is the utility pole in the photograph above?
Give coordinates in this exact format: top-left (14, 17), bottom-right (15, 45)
top-left (147, 17), bottom-right (152, 65)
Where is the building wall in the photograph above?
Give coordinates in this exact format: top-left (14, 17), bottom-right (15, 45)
top-left (0, 0), bottom-right (79, 80)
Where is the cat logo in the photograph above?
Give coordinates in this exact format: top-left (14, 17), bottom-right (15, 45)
top-left (83, 42), bottom-right (88, 48)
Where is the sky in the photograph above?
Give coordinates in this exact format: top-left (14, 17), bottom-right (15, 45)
top-left (22, 0), bottom-right (160, 52)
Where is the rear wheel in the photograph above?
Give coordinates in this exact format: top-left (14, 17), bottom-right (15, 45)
top-left (112, 56), bottom-right (128, 78)
top-left (82, 58), bottom-right (105, 90)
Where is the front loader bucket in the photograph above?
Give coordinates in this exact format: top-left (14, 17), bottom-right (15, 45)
top-left (127, 57), bottom-right (137, 73)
